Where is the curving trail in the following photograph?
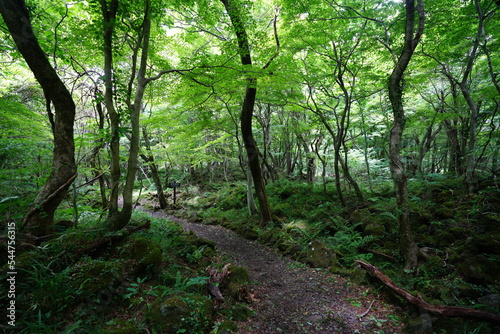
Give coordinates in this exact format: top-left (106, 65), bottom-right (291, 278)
top-left (144, 209), bottom-right (404, 334)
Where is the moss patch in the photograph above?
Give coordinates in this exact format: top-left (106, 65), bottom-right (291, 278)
top-left (147, 293), bottom-right (214, 333)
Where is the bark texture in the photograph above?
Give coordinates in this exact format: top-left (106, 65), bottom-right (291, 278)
top-left (0, 0), bottom-right (76, 237)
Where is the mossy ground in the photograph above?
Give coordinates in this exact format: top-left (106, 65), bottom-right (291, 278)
top-left (179, 176), bottom-right (500, 333)
top-left (2, 176), bottom-right (499, 333)
top-left (0, 209), bottom-right (246, 333)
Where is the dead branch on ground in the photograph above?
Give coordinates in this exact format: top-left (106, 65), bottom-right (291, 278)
top-left (355, 260), bottom-right (500, 324)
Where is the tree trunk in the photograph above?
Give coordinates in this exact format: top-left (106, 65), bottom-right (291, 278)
top-left (90, 96), bottom-right (109, 210)
top-left (407, 114), bottom-right (442, 177)
top-left (101, 0), bottom-right (153, 230)
top-left (221, 0), bottom-right (272, 224)
top-left (387, 0), bottom-right (424, 270)
top-left (242, 85), bottom-right (273, 223)
top-left (333, 151), bottom-right (346, 206)
top-left (359, 105), bottom-right (374, 192)
top-left (246, 166), bottom-right (259, 215)
top-left (100, 0), bottom-right (121, 225)
top-left (1, 0), bottom-right (76, 237)
top-left (339, 154), bottom-right (364, 203)
top-left (141, 127), bottom-right (168, 209)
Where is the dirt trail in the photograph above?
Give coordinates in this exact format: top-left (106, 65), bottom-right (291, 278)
top-left (145, 209), bottom-right (404, 334)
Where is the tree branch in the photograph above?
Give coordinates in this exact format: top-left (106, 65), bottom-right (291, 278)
top-left (263, 7), bottom-right (280, 70)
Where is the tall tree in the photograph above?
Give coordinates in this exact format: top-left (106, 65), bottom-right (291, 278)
top-left (387, 0), bottom-right (424, 269)
top-left (0, 0), bottom-right (76, 237)
top-left (100, 0), bottom-right (155, 230)
top-left (220, 0), bottom-right (274, 224)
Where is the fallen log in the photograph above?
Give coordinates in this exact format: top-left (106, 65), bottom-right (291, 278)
top-left (355, 260), bottom-right (500, 325)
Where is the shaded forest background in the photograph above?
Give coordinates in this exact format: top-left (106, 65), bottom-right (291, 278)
top-left (0, 0), bottom-right (499, 332)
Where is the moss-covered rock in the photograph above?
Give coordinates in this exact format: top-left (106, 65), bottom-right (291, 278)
top-left (259, 228), bottom-right (282, 245)
top-left (477, 294), bottom-right (500, 313)
top-left (228, 305), bottom-right (254, 321)
top-left (147, 293), bottom-right (214, 334)
top-left (128, 237), bottom-right (163, 276)
top-left (236, 226), bottom-right (259, 240)
top-left (349, 209), bottom-right (373, 227)
top-left (434, 229), bottom-right (455, 245)
top-left (305, 240), bottom-right (335, 268)
top-left (481, 212), bottom-right (500, 232)
top-left (283, 242), bottom-right (304, 259)
top-left (214, 321), bottom-right (238, 334)
top-left (456, 254), bottom-right (498, 284)
top-left (283, 220), bottom-right (308, 239)
top-left (104, 319), bottom-right (139, 334)
top-left (226, 266), bottom-right (250, 301)
top-left (468, 228), bottom-right (500, 254)
top-left (184, 232), bottom-right (216, 249)
top-left (70, 259), bottom-right (124, 295)
top-left (364, 223), bottom-right (385, 236)
top-left (349, 266), bottom-right (368, 285)
top-left (404, 313), bottom-right (433, 333)
top-left (53, 219), bottom-right (76, 231)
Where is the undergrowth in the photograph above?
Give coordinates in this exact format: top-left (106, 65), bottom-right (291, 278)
top-left (184, 177), bottom-right (500, 333)
top-left (0, 208), bottom-right (244, 333)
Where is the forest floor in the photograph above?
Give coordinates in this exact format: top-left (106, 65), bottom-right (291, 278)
top-left (142, 206), bottom-right (406, 334)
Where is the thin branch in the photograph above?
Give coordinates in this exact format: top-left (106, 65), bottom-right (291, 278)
top-left (263, 7), bottom-right (281, 70)
top-left (52, 3), bottom-right (69, 68)
top-left (358, 300), bottom-right (375, 318)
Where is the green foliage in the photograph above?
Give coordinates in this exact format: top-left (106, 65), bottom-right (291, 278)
top-left (0, 98), bottom-right (51, 202)
top-left (2, 0), bottom-right (500, 332)
top-left (327, 221), bottom-right (376, 264)
top-left (13, 259), bottom-right (81, 331)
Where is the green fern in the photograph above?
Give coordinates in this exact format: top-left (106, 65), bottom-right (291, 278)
top-left (327, 222), bottom-right (376, 264)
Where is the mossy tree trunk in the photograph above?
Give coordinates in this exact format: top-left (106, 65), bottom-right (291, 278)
top-left (1, 0), bottom-right (76, 237)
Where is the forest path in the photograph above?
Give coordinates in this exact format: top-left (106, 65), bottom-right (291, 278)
top-left (142, 208), bottom-right (404, 333)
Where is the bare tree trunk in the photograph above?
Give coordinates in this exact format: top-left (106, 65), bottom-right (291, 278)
top-left (221, 0), bottom-right (272, 224)
top-left (387, 0), bottom-right (424, 270)
top-left (339, 154), bottom-right (364, 203)
top-left (359, 105), bottom-right (374, 192)
top-left (100, 0), bottom-right (121, 225)
top-left (407, 112), bottom-right (442, 177)
top-left (90, 96), bottom-right (109, 210)
top-left (1, 0), bottom-right (76, 237)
